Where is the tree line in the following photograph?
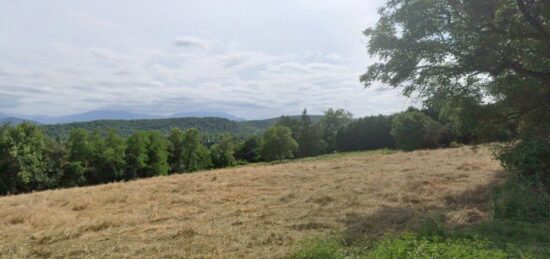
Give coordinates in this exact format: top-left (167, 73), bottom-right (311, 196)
top-left (0, 103), bottom-right (518, 195)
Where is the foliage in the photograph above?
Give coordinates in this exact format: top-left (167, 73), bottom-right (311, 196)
top-left (0, 124), bottom-right (49, 194)
top-left (496, 133), bottom-right (550, 190)
top-left (124, 131), bottom-right (150, 180)
top-left (40, 116), bottom-right (323, 140)
top-left (390, 111), bottom-right (443, 151)
top-left (335, 115), bottom-right (394, 152)
top-left (295, 109), bottom-right (326, 157)
top-left (362, 0), bottom-right (550, 214)
top-left (361, 0), bottom-right (550, 129)
top-left (320, 108), bottom-right (353, 153)
top-left (491, 175), bottom-right (550, 222)
top-left (167, 128), bottom-right (186, 173)
top-left (289, 238), bottom-right (344, 259)
top-left (278, 110), bottom-right (326, 158)
top-left (210, 134), bottom-right (236, 168)
top-left (261, 125), bottom-right (298, 162)
top-left (144, 131), bottom-right (169, 177)
top-left (181, 128), bottom-right (211, 172)
top-left (234, 136), bottom-right (261, 163)
top-left (366, 235), bottom-right (511, 259)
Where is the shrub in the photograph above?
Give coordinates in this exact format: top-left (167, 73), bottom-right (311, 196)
top-left (491, 176), bottom-right (550, 222)
top-left (495, 133), bottom-right (550, 191)
top-left (289, 238), bottom-right (344, 259)
top-left (367, 235), bottom-right (511, 259)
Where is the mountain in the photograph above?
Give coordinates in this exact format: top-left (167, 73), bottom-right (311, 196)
top-left (0, 117), bottom-right (39, 125)
top-left (40, 115), bottom-right (323, 139)
top-left (170, 111), bottom-right (244, 121)
top-left (29, 110), bottom-right (162, 124)
top-left (20, 110), bottom-right (244, 124)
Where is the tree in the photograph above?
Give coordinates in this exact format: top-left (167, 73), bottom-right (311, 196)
top-left (167, 128), bottom-right (186, 173)
top-left (210, 134), bottom-right (236, 168)
top-left (145, 131), bottom-right (169, 177)
top-left (101, 129), bottom-right (127, 181)
top-left (320, 108), bottom-right (353, 152)
top-left (125, 131), bottom-right (149, 180)
top-left (261, 125), bottom-right (298, 162)
top-left (362, 0), bottom-right (549, 187)
top-left (335, 115), bottom-right (395, 152)
top-left (362, 0), bottom-right (549, 134)
top-left (298, 109), bottom-right (326, 157)
top-left (179, 128), bottom-right (211, 172)
top-left (391, 111), bottom-right (443, 151)
top-left (0, 124), bottom-right (49, 194)
top-left (235, 136), bottom-right (261, 162)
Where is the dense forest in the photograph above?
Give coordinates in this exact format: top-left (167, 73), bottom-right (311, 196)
top-left (0, 104), bottom-right (515, 195)
top-left (38, 115), bottom-right (323, 139)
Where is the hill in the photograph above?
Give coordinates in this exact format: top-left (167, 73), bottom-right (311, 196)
top-left (0, 147), bottom-right (505, 258)
top-left (0, 117), bottom-right (39, 125)
top-left (40, 115), bottom-right (323, 138)
top-left (2, 109), bottom-right (246, 124)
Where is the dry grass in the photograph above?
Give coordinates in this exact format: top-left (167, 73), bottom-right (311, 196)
top-left (0, 147), bottom-right (505, 258)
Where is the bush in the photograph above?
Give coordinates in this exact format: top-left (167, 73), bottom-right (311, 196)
top-left (495, 133), bottom-right (550, 191)
top-left (491, 176), bottom-right (550, 222)
top-left (367, 235), bottom-right (511, 259)
top-left (289, 238), bottom-right (344, 259)
top-left (390, 111), bottom-right (443, 151)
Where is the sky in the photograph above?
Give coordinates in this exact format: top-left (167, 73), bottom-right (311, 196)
top-left (0, 0), bottom-right (416, 119)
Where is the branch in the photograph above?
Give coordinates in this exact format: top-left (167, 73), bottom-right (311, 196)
top-left (516, 0), bottom-right (550, 42)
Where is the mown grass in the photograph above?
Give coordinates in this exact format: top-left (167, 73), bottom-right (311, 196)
top-left (289, 176), bottom-right (550, 259)
top-left (0, 146), bottom-right (507, 257)
top-left (289, 221), bottom-right (550, 258)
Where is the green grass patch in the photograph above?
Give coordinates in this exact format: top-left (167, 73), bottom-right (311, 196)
top-left (288, 237), bottom-right (345, 259)
top-left (366, 234), bottom-right (512, 259)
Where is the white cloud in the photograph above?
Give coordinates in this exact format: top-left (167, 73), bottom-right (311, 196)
top-left (0, 0), bottom-right (412, 119)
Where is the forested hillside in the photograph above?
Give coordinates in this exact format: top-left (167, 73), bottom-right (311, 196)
top-left (41, 116), bottom-right (323, 139)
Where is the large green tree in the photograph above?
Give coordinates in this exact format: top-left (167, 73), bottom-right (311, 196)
top-left (361, 0), bottom-right (549, 136)
top-left (0, 124), bottom-right (50, 194)
top-left (261, 125), bottom-right (298, 162)
top-left (363, 0), bottom-right (550, 190)
top-left (210, 134), bottom-right (236, 168)
top-left (320, 108), bottom-right (353, 152)
top-left (167, 128), bottom-right (186, 173)
top-left (391, 111), bottom-right (443, 151)
top-left (181, 128), bottom-right (211, 172)
top-left (125, 131), bottom-right (149, 179)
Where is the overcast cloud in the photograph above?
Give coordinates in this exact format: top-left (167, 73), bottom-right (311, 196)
top-left (0, 0), bottom-right (415, 119)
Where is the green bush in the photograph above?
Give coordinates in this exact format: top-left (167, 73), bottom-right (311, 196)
top-left (496, 133), bottom-right (550, 191)
top-left (491, 176), bottom-right (550, 222)
top-left (390, 111), bottom-right (443, 151)
top-left (289, 238), bottom-right (344, 259)
top-left (367, 235), bottom-right (511, 259)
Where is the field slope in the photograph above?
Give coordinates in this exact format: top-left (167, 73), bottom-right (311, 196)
top-left (0, 147), bottom-right (504, 258)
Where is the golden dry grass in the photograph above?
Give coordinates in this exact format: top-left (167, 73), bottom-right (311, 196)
top-left (0, 147), bottom-right (505, 258)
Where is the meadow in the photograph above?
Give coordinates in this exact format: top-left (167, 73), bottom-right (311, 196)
top-left (0, 146), bottom-right (508, 258)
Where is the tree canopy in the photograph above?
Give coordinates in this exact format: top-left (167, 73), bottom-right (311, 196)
top-left (261, 125), bottom-right (298, 162)
top-left (361, 0), bottom-right (549, 136)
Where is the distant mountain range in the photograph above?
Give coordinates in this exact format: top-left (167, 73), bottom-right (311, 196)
top-left (39, 115), bottom-right (323, 139)
top-left (0, 109), bottom-right (246, 125)
top-left (1, 110), bottom-right (323, 138)
top-left (0, 117), bottom-right (39, 125)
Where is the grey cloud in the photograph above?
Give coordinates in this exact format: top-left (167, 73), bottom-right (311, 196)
top-left (174, 36), bottom-right (209, 49)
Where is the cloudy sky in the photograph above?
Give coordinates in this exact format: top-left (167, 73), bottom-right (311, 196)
top-left (0, 0), bottom-right (415, 119)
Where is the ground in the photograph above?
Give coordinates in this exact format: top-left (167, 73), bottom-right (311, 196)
top-left (0, 147), bottom-right (505, 258)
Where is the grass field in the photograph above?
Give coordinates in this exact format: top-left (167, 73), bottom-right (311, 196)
top-left (0, 147), bottom-right (506, 258)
